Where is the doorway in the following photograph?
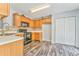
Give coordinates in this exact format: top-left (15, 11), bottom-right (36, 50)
top-left (42, 24), bottom-right (52, 43)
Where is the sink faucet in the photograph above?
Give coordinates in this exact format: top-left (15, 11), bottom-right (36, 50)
top-left (4, 22), bottom-right (10, 31)
top-left (0, 19), bottom-right (4, 36)
top-left (0, 16), bottom-right (10, 36)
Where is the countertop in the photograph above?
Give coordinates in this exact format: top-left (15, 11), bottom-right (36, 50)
top-left (27, 29), bottom-right (42, 32)
top-left (27, 30), bottom-right (42, 32)
top-left (0, 31), bottom-right (17, 34)
top-left (0, 35), bottom-right (24, 45)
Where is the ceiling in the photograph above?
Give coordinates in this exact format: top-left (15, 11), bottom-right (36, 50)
top-left (11, 3), bottom-right (79, 19)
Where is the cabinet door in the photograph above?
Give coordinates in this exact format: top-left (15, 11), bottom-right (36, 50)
top-left (35, 20), bottom-right (40, 28)
top-left (45, 18), bottom-right (51, 24)
top-left (30, 20), bottom-right (34, 28)
top-left (13, 14), bottom-right (21, 28)
top-left (32, 20), bottom-right (42, 28)
top-left (35, 32), bottom-right (41, 41)
top-left (10, 40), bottom-right (24, 56)
top-left (0, 44), bottom-right (10, 56)
top-left (32, 32), bottom-right (42, 41)
top-left (15, 40), bottom-right (24, 56)
top-left (65, 17), bottom-right (75, 46)
top-left (55, 18), bottom-right (65, 44)
top-left (0, 3), bottom-right (10, 16)
top-left (0, 40), bottom-right (23, 56)
top-left (39, 19), bottom-right (43, 28)
top-left (42, 18), bottom-right (51, 24)
top-left (32, 32), bottom-right (35, 40)
top-left (21, 16), bottom-right (31, 23)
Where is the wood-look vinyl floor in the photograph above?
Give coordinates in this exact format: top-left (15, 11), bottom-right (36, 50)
top-left (24, 41), bottom-right (79, 56)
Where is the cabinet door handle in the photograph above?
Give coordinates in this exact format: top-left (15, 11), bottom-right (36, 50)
top-left (16, 43), bottom-right (20, 46)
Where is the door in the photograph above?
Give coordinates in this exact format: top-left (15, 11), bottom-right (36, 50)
top-left (55, 17), bottom-right (75, 46)
top-left (65, 17), bottom-right (75, 46)
top-left (42, 24), bottom-right (51, 41)
top-left (55, 18), bottom-right (65, 44)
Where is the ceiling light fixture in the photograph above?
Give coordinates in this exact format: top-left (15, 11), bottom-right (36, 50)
top-left (30, 4), bottom-right (50, 13)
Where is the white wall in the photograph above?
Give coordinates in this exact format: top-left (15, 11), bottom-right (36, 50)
top-left (5, 9), bottom-right (15, 26)
top-left (52, 9), bottom-right (79, 47)
top-left (52, 16), bottom-right (55, 43)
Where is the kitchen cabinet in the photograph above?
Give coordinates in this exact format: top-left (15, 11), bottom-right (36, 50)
top-left (42, 18), bottom-right (51, 24)
top-left (32, 32), bottom-right (42, 41)
top-left (29, 20), bottom-right (33, 28)
top-left (0, 3), bottom-right (10, 17)
top-left (39, 19), bottom-right (43, 28)
top-left (29, 20), bottom-right (34, 28)
top-left (31, 20), bottom-right (36, 28)
top-left (0, 40), bottom-right (24, 56)
top-left (41, 16), bottom-right (51, 24)
top-left (13, 14), bottom-right (32, 28)
top-left (21, 15), bottom-right (33, 28)
top-left (31, 17), bottom-right (51, 28)
top-left (33, 20), bottom-right (42, 28)
top-left (34, 20), bottom-right (40, 28)
top-left (32, 32), bottom-right (36, 41)
top-left (13, 13), bottom-right (21, 28)
top-left (45, 18), bottom-right (51, 24)
top-left (21, 16), bottom-right (31, 23)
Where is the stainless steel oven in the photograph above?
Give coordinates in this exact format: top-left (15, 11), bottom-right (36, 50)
top-left (24, 32), bottom-right (32, 45)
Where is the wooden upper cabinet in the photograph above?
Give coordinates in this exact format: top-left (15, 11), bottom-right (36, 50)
top-left (45, 18), bottom-right (51, 24)
top-left (41, 16), bottom-right (51, 24)
top-left (34, 20), bottom-right (39, 28)
top-left (42, 18), bottom-right (51, 24)
top-left (39, 19), bottom-right (42, 27)
top-left (33, 20), bottom-right (41, 28)
top-left (21, 15), bottom-right (32, 27)
top-left (30, 20), bottom-right (34, 28)
top-left (13, 13), bottom-right (32, 28)
top-left (21, 16), bottom-right (31, 23)
top-left (0, 3), bottom-right (10, 17)
top-left (13, 13), bottom-right (21, 28)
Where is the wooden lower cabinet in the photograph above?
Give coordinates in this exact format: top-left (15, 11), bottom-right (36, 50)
top-left (32, 32), bottom-right (42, 41)
top-left (0, 40), bottom-right (24, 56)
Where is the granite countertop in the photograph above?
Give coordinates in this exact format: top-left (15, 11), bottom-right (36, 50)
top-left (0, 31), bottom-right (17, 34)
top-left (0, 35), bottom-right (24, 45)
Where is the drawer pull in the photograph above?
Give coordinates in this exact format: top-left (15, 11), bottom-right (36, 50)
top-left (16, 43), bottom-right (20, 46)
